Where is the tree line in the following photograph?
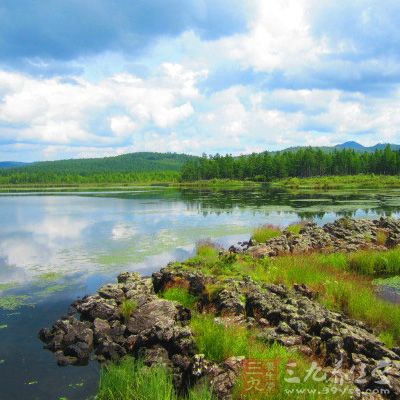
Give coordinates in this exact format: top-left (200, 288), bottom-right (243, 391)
top-left (181, 146), bottom-right (400, 181)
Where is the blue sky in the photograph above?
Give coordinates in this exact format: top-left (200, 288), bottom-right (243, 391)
top-left (1, 0), bottom-right (400, 161)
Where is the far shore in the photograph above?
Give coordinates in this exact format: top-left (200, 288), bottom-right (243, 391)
top-left (2, 174), bottom-right (400, 192)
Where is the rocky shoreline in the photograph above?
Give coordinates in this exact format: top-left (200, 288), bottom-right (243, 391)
top-left (39, 217), bottom-right (400, 399)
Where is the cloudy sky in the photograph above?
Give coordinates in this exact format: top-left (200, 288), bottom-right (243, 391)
top-left (1, 0), bottom-right (400, 161)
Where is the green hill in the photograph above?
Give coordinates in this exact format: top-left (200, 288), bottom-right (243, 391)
top-left (0, 152), bottom-right (197, 186)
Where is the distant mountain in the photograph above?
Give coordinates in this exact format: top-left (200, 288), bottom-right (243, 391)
top-left (2, 152), bottom-right (197, 175)
top-left (334, 141), bottom-right (400, 152)
top-left (279, 141), bottom-right (400, 153)
top-left (0, 161), bottom-right (28, 169)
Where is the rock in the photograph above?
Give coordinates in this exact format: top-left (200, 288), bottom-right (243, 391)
top-left (64, 342), bottom-right (91, 365)
top-left (74, 295), bottom-right (118, 321)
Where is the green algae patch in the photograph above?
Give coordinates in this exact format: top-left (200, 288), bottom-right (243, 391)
top-left (0, 324), bottom-right (8, 329)
top-left (36, 272), bottom-right (63, 282)
top-left (36, 284), bottom-right (68, 297)
top-left (0, 282), bottom-right (19, 292)
top-left (0, 295), bottom-right (30, 310)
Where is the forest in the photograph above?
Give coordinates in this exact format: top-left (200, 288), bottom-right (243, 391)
top-left (180, 145), bottom-right (400, 181)
top-left (2, 146), bottom-right (400, 186)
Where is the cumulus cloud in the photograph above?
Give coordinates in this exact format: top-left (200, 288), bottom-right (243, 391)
top-left (1, 0), bottom-right (400, 160)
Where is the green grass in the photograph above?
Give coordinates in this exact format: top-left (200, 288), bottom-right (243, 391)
top-left (98, 357), bottom-right (176, 400)
top-left (190, 314), bottom-right (350, 399)
top-left (195, 240), bottom-right (220, 262)
top-left (182, 248), bottom-right (400, 344)
top-left (347, 248), bottom-right (400, 276)
top-left (373, 275), bottom-right (400, 289)
top-left (286, 223), bottom-right (304, 235)
top-left (274, 174), bottom-right (400, 189)
top-left (162, 287), bottom-right (199, 309)
top-left (191, 314), bottom-right (250, 362)
top-left (98, 357), bottom-right (215, 400)
top-left (252, 224), bottom-right (282, 243)
top-left (119, 299), bottom-right (138, 323)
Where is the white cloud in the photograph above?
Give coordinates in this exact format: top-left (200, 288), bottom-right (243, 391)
top-left (110, 115), bottom-right (137, 136)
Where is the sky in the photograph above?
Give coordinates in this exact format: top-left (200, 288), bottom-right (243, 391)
top-left (1, 0), bottom-right (400, 161)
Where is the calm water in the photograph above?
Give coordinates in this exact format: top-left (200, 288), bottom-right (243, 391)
top-left (1, 186), bottom-right (400, 400)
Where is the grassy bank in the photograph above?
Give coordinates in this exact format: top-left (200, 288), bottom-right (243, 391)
top-left (273, 174), bottom-right (400, 189)
top-left (184, 243), bottom-right (400, 345)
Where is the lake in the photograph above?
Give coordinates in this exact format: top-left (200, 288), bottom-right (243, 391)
top-left (1, 186), bottom-right (400, 400)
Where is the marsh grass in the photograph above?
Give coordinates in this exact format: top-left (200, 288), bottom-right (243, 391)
top-left (98, 357), bottom-right (214, 400)
top-left (119, 299), bottom-right (138, 323)
top-left (162, 287), bottom-right (199, 309)
top-left (348, 248), bottom-right (400, 276)
top-left (98, 357), bottom-right (176, 400)
top-left (252, 224), bottom-right (282, 243)
top-left (195, 240), bottom-right (220, 263)
top-left (191, 315), bottom-right (351, 399)
top-left (191, 314), bottom-right (249, 362)
top-left (286, 222), bottom-right (306, 235)
top-left (183, 249), bottom-right (400, 344)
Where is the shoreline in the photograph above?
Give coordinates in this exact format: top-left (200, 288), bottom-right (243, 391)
top-left (39, 216), bottom-right (400, 399)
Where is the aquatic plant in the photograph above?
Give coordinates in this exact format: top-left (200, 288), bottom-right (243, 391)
top-left (0, 295), bottom-right (29, 310)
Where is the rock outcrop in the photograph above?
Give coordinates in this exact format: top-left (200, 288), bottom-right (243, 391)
top-left (247, 217), bottom-right (400, 258)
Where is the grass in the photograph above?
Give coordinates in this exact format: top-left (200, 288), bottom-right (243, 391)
top-left (195, 240), bottom-right (220, 262)
top-left (190, 314), bottom-right (351, 399)
top-left (373, 275), bottom-right (400, 289)
top-left (191, 314), bottom-right (250, 362)
top-left (162, 287), bottom-right (199, 309)
top-left (252, 224), bottom-right (282, 243)
top-left (347, 248), bottom-right (400, 276)
top-left (98, 357), bottom-right (176, 400)
top-left (98, 357), bottom-right (215, 400)
top-left (274, 174), bottom-right (400, 189)
top-left (286, 223), bottom-right (304, 235)
top-left (119, 299), bottom-right (138, 323)
top-left (182, 248), bottom-right (400, 344)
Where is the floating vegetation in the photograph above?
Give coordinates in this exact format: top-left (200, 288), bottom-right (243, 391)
top-left (68, 381), bottom-right (84, 389)
top-left (36, 284), bottom-right (67, 297)
top-left (26, 381), bottom-right (38, 385)
top-left (0, 295), bottom-right (30, 310)
top-left (36, 272), bottom-right (63, 282)
top-left (0, 324), bottom-right (8, 329)
top-left (0, 282), bottom-right (19, 291)
top-left (0, 359), bottom-right (5, 365)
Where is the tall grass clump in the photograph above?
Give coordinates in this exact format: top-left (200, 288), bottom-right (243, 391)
top-left (191, 314), bottom-right (250, 362)
top-left (119, 299), bottom-right (138, 323)
top-left (286, 222), bottom-right (306, 235)
top-left (195, 240), bottom-right (220, 263)
top-left (348, 248), bottom-right (400, 276)
top-left (252, 224), bottom-right (281, 243)
top-left (98, 357), bottom-right (176, 400)
top-left (162, 287), bottom-right (199, 309)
